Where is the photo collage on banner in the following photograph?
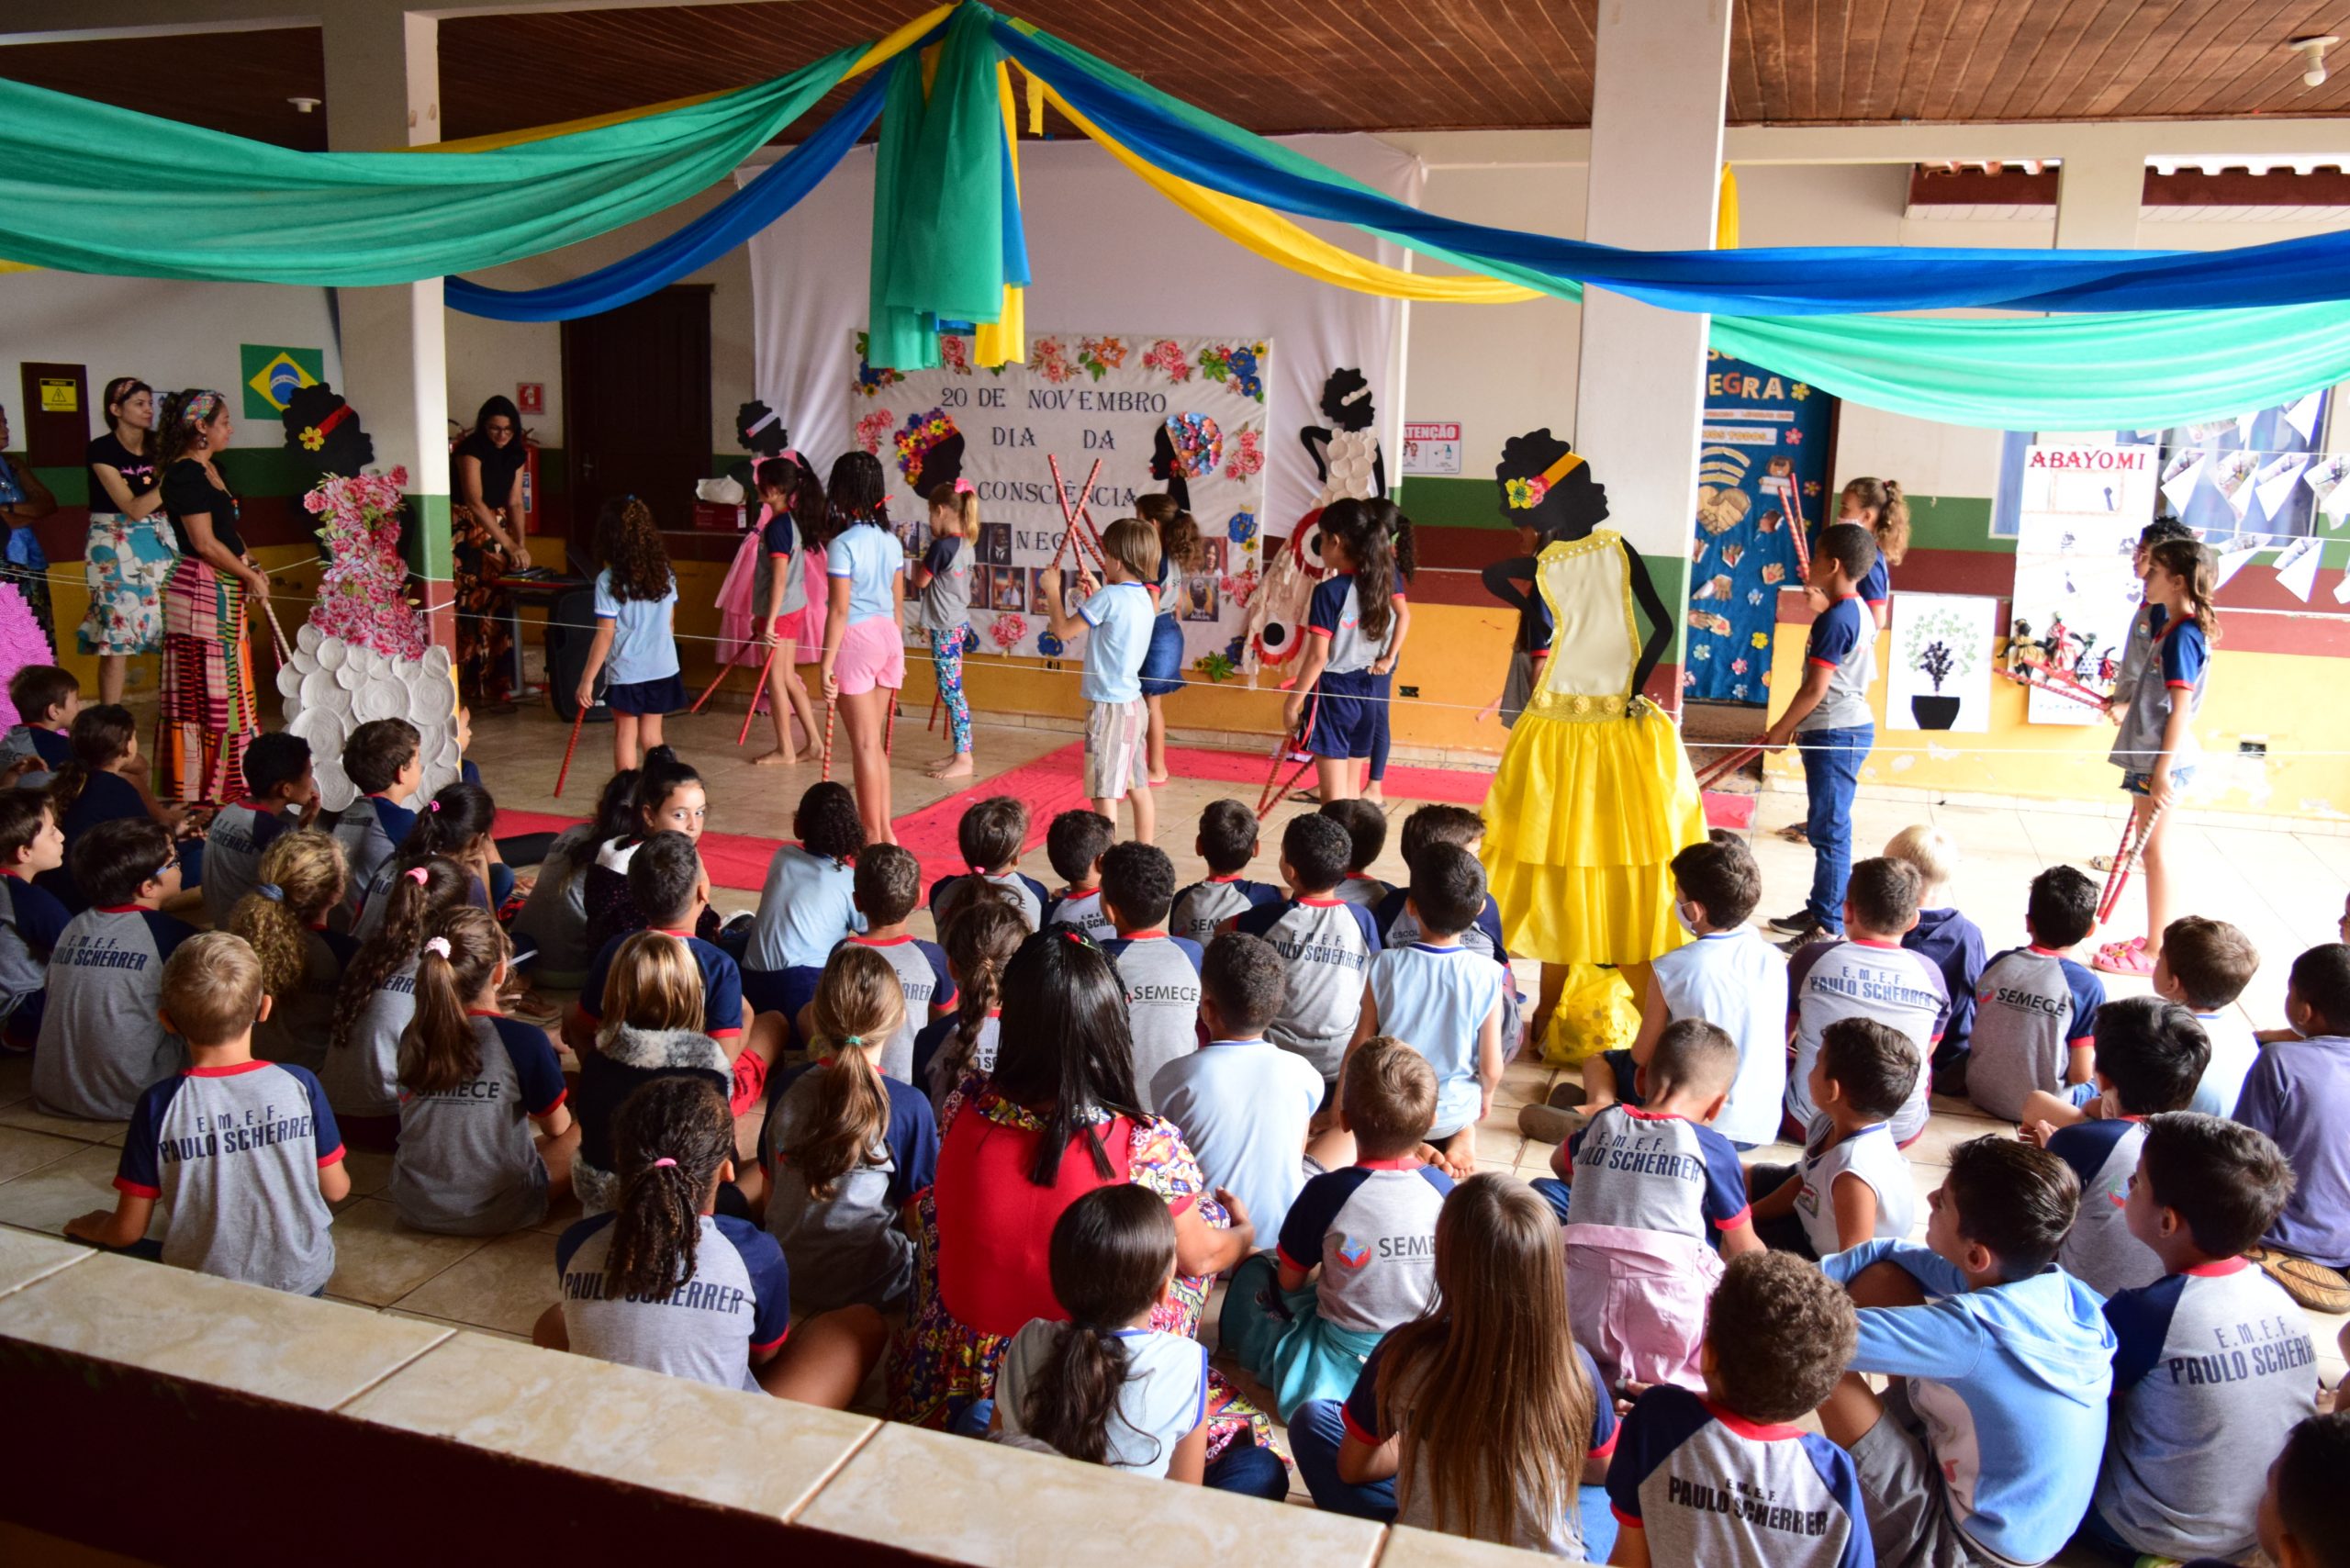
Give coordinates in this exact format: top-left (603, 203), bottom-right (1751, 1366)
top-left (1685, 353), bottom-right (1832, 706)
top-left (2010, 443), bottom-right (2161, 726)
top-left (849, 330), bottom-right (1270, 665)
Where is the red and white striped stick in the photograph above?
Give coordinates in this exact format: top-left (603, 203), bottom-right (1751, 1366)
top-left (1255, 690), bottom-right (1320, 820)
top-left (821, 699), bottom-right (837, 781)
top-left (884, 694), bottom-right (897, 756)
top-left (736, 643), bottom-right (781, 747)
top-left (2098, 804), bottom-right (2165, 924)
top-left (688, 658), bottom-right (735, 715)
top-left (1998, 666), bottom-right (2107, 709)
top-left (554, 704), bottom-right (588, 798)
top-left (1046, 454), bottom-right (1108, 572)
top-left (1694, 743), bottom-right (1765, 792)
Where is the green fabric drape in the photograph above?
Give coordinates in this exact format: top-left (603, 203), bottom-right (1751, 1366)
top-left (0, 50), bottom-right (858, 286)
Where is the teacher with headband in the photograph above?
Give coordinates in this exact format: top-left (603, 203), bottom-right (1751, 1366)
top-left (452, 396), bottom-right (532, 711)
top-left (81, 377), bottom-right (177, 704)
top-left (156, 388), bottom-right (266, 804)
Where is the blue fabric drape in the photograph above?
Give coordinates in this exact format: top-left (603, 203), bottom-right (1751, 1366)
top-left (445, 71), bottom-right (890, 321)
top-left (990, 16), bottom-right (2350, 319)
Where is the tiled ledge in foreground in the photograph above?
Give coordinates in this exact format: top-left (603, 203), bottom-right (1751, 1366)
top-left (0, 1228), bottom-right (1551, 1568)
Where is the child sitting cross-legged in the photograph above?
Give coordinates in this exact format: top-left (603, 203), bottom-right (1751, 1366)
top-left (1291, 1175), bottom-right (1620, 1560)
top-left (1884, 823), bottom-right (1987, 1097)
top-left (33, 818), bottom-right (196, 1121)
top-left (0, 788), bottom-right (69, 1050)
top-left (229, 829), bottom-right (354, 1074)
top-left (2154, 914), bottom-right (2262, 1116)
top-left (1814, 1136), bottom-right (2114, 1568)
top-left (2229, 1412), bottom-right (2350, 1568)
top-left (817, 843), bottom-right (952, 1085)
top-left (1608, 1252), bottom-right (1873, 1568)
top-left (1235, 812), bottom-right (1380, 1093)
top-left (1785, 857), bottom-right (1947, 1147)
top-left (1964, 865), bottom-right (2107, 1122)
top-left (319, 858), bottom-right (470, 1151)
top-left (1042, 808), bottom-right (1116, 942)
top-left (973, 1183), bottom-right (1289, 1499)
top-left (1152, 931), bottom-right (1328, 1246)
top-left (5, 663), bottom-right (80, 781)
top-left (388, 907), bottom-right (577, 1235)
top-left (570, 930), bottom-right (733, 1218)
top-left (2020, 995), bottom-right (2209, 1297)
top-left (743, 780), bottom-right (866, 1047)
top-left (203, 732), bottom-right (318, 927)
top-left (543, 1075), bottom-right (879, 1408)
top-left (1320, 798), bottom-right (1392, 911)
top-left (928, 795), bottom-right (1047, 932)
top-left (65, 933), bottom-right (349, 1294)
top-left (2081, 1113), bottom-right (2316, 1565)
top-left (1221, 1036), bottom-right (1451, 1420)
top-left (1097, 843), bottom-right (1203, 1111)
top-left (1533, 1018), bottom-right (1761, 1394)
top-left (1747, 1016), bottom-right (1921, 1259)
top-left (763, 944), bottom-right (938, 1318)
top-left (911, 896), bottom-right (1025, 1114)
top-left (43, 705), bottom-right (195, 913)
top-left (330, 718), bottom-right (421, 929)
top-left (1528, 832), bottom-right (1785, 1152)
top-left (2230, 941), bottom-right (2350, 1311)
top-left (1371, 804), bottom-right (1521, 1060)
top-left (1169, 798), bottom-right (1281, 946)
top-left (1337, 844), bottom-right (1504, 1178)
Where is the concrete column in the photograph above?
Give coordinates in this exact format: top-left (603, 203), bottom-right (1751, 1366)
top-left (2054, 151), bottom-right (2145, 251)
top-left (321, 6), bottom-right (454, 652)
top-left (1572, 0), bottom-right (1733, 711)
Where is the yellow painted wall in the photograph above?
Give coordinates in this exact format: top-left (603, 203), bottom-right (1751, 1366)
top-left (1762, 634), bottom-right (2350, 820)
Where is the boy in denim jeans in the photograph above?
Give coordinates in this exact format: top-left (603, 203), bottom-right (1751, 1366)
top-left (1763, 522), bottom-right (1880, 950)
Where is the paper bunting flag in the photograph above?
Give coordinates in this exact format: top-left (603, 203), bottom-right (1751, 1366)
top-left (2211, 450), bottom-right (2259, 520)
top-left (2272, 535), bottom-right (2322, 601)
top-left (2334, 568), bottom-right (2350, 604)
top-left (2304, 455), bottom-right (2350, 524)
top-left (2253, 454), bottom-right (2309, 521)
top-left (2235, 411), bottom-right (2260, 445)
top-left (2160, 450), bottom-right (2208, 513)
top-left (2286, 391), bottom-right (2326, 444)
top-left (2210, 532), bottom-right (2269, 589)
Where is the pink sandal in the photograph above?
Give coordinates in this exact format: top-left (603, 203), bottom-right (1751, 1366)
top-left (2092, 937), bottom-right (2153, 977)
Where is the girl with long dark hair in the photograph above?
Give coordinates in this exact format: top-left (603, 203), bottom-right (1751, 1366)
top-left (1279, 498), bottom-right (1404, 805)
top-left (818, 450), bottom-right (905, 844)
top-left (452, 394), bottom-right (532, 706)
top-left (80, 376), bottom-right (175, 703)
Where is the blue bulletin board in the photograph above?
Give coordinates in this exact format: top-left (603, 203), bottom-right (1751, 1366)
top-left (1685, 353), bottom-right (1833, 705)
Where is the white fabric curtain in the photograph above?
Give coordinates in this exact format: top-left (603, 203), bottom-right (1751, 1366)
top-left (743, 134), bottom-right (1422, 537)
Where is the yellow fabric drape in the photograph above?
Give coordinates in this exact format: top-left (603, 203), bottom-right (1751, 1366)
top-left (973, 62), bottom-right (1027, 367)
top-left (1032, 77), bottom-right (1542, 306)
top-left (1718, 164), bottom-right (1740, 250)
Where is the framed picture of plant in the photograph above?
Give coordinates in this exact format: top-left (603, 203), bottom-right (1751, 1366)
top-left (1887, 593), bottom-right (1997, 733)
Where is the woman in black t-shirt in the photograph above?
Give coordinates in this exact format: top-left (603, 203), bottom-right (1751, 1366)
top-left (154, 388), bottom-right (267, 805)
top-left (80, 376), bottom-right (177, 704)
top-left (452, 395), bottom-right (532, 708)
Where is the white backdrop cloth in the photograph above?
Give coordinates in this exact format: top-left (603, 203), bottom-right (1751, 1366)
top-left (743, 134), bottom-right (1420, 541)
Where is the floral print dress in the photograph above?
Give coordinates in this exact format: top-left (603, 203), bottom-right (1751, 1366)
top-left (888, 1077), bottom-right (1274, 1461)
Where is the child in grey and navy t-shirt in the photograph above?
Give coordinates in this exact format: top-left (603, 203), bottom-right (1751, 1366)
top-left (33, 818), bottom-right (196, 1121)
top-left (1096, 843), bottom-right (1203, 1113)
top-left (1234, 813), bottom-right (1378, 1087)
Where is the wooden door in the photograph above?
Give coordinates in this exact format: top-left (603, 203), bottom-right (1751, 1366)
top-left (559, 286), bottom-right (711, 561)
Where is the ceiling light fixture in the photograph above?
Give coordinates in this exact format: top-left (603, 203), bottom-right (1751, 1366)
top-left (2291, 35), bottom-right (2339, 88)
top-left (288, 96), bottom-right (320, 114)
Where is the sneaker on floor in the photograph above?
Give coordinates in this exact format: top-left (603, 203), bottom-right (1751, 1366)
top-left (1517, 1102), bottom-right (1590, 1145)
top-left (1764, 908), bottom-right (1818, 935)
top-left (1544, 1081), bottom-right (1584, 1110)
top-left (1776, 920), bottom-right (1831, 955)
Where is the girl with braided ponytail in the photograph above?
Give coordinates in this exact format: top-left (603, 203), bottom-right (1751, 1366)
top-left (543, 1075), bottom-right (881, 1405)
top-left (763, 945), bottom-right (934, 1317)
top-left (320, 857), bottom-right (470, 1147)
top-left (387, 907), bottom-right (574, 1235)
top-left (228, 829), bottom-right (352, 1072)
top-left (912, 894), bottom-right (1025, 1114)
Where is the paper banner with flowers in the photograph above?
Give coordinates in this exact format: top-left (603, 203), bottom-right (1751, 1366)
top-left (851, 328), bottom-right (1270, 662)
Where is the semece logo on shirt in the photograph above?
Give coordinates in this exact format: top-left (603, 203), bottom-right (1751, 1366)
top-left (1336, 1236), bottom-right (1372, 1269)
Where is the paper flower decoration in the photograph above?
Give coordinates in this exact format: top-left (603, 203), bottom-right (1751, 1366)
top-left (1166, 413), bottom-right (1222, 478)
top-left (1036, 631), bottom-right (1064, 658)
top-left (0, 585), bottom-right (56, 728)
top-left (940, 335), bottom-right (971, 374)
top-left (990, 613), bottom-right (1028, 651)
top-left (299, 427), bottom-right (326, 452)
top-left (1505, 476), bottom-right (1553, 510)
top-left (1226, 510), bottom-right (1257, 544)
top-left (1223, 428), bottom-right (1264, 482)
top-left (1751, 631), bottom-right (1770, 649)
top-left (894, 409), bottom-right (961, 490)
top-left (1142, 340), bottom-right (1192, 383)
top-left (855, 409), bottom-right (895, 456)
top-left (1033, 337), bottom-right (1073, 384)
top-left (961, 625), bottom-right (981, 655)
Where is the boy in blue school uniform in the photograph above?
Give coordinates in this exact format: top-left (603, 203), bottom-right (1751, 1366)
top-left (1611, 1252), bottom-right (1872, 1568)
top-left (1815, 1136), bottom-right (2115, 1568)
top-left (1763, 522), bottom-right (1880, 950)
top-left (202, 732), bottom-right (317, 929)
top-left (1235, 812), bottom-right (1380, 1092)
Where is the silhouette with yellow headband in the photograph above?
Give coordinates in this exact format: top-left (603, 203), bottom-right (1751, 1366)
top-left (1476, 429), bottom-right (1706, 1050)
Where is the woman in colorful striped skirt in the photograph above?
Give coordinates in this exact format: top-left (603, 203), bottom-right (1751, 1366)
top-left (154, 389), bottom-right (265, 803)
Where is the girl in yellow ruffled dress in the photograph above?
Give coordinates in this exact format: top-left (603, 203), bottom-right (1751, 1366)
top-left (1478, 431), bottom-right (1707, 1036)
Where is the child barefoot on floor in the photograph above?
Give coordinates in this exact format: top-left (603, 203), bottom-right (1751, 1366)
top-left (912, 478), bottom-right (979, 779)
top-left (747, 455), bottom-right (823, 768)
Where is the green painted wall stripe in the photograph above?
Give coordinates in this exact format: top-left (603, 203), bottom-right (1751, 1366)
top-left (1397, 475), bottom-right (1507, 530)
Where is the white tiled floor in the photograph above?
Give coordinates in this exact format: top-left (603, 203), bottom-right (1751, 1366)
top-left (3, 700), bottom-right (2343, 1553)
